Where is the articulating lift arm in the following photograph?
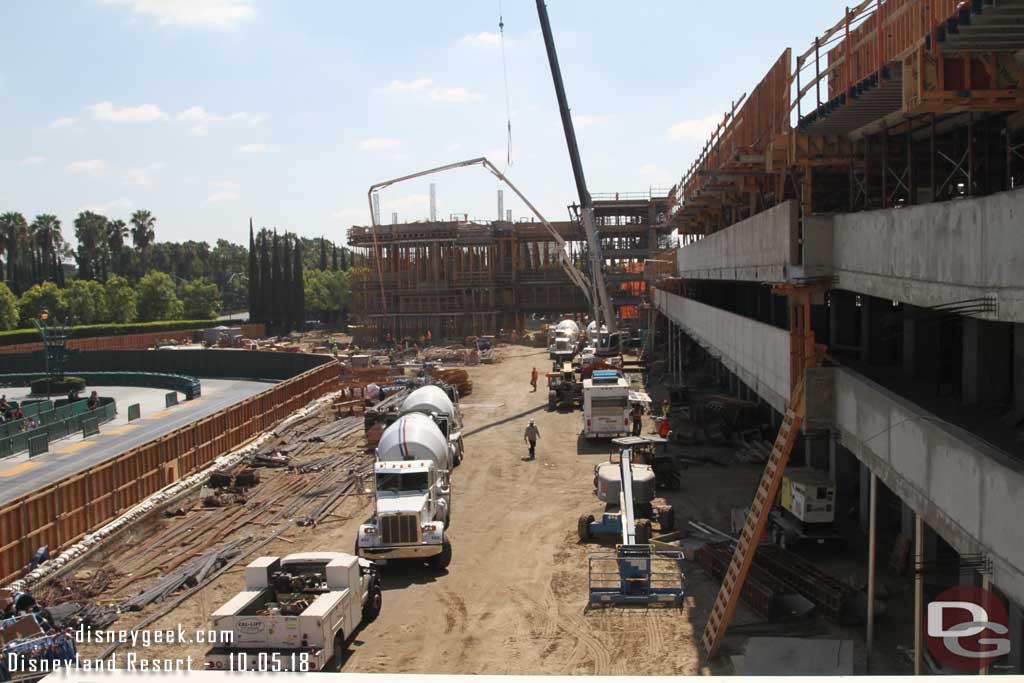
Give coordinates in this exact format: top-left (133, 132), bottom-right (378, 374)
top-left (535, 0), bottom-right (617, 335)
top-left (366, 156), bottom-right (594, 316)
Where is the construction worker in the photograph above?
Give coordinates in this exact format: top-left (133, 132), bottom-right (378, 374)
top-left (631, 403), bottom-right (644, 436)
top-left (530, 367), bottom-right (539, 392)
top-left (660, 399), bottom-right (671, 419)
top-left (426, 329), bottom-right (432, 346)
top-left (524, 419), bottom-right (540, 459)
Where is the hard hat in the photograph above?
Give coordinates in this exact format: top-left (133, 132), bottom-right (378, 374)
top-left (529, 419), bottom-right (535, 425)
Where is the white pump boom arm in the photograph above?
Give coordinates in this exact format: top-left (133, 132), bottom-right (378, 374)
top-left (619, 448), bottom-right (637, 545)
top-left (365, 156), bottom-right (594, 315)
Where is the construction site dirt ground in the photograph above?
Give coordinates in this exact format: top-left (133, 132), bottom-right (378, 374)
top-left (64, 347), bottom-right (892, 675)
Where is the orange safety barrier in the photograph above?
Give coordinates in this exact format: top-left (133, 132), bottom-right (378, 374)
top-left (0, 359), bottom-right (339, 585)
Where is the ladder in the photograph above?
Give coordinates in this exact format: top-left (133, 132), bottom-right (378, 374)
top-left (700, 378), bottom-right (807, 657)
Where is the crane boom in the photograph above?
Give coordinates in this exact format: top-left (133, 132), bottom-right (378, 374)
top-left (535, 0), bottom-right (617, 334)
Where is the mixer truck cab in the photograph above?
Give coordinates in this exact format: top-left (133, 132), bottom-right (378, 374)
top-left (356, 413), bottom-right (453, 571)
top-left (549, 319), bottom-right (580, 361)
top-left (399, 384), bottom-right (464, 466)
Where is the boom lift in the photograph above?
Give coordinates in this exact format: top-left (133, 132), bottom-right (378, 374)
top-left (586, 445), bottom-right (685, 607)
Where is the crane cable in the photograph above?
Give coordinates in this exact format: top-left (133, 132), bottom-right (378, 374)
top-left (499, 0), bottom-right (513, 169)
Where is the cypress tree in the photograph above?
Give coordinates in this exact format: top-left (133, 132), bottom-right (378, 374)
top-left (319, 237), bottom-right (328, 271)
top-left (282, 234), bottom-right (293, 330)
top-left (332, 245), bottom-right (338, 271)
top-left (248, 219), bottom-right (258, 321)
top-left (340, 248), bottom-right (348, 271)
top-left (271, 229), bottom-right (281, 325)
top-left (258, 230), bottom-right (271, 324)
top-left (294, 238), bottom-right (305, 329)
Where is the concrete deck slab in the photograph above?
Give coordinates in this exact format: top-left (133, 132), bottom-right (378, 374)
top-left (737, 637), bottom-right (854, 675)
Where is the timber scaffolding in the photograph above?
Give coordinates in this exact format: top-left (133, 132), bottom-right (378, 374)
top-left (347, 194), bottom-right (673, 342)
top-left (667, 0), bottom-right (1024, 237)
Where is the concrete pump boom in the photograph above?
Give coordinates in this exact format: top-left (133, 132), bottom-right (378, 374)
top-left (366, 156), bottom-right (594, 317)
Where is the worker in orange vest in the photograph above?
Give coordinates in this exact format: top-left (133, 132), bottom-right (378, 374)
top-left (530, 367), bottom-right (539, 392)
top-left (426, 329), bottom-right (432, 346)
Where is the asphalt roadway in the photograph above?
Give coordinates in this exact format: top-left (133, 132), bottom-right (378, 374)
top-left (0, 378), bottom-right (274, 505)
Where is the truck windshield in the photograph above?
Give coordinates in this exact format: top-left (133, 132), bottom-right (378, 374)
top-left (376, 472), bottom-right (429, 492)
top-left (591, 397), bottom-right (627, 408)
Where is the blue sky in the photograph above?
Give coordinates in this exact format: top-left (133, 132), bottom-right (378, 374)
top-left (1, 0), bottom-right (849, 247)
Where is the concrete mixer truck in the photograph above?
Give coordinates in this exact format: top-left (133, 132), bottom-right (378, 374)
top-left (549, 319), bottom-right (581, 363)
top-left (355, 413), bottom-right (452, 571)
top-left (399, 384), bottom-right (464, 466)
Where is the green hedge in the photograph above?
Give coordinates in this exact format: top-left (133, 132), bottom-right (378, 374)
top-left (30, 376), bottom-right (86, 395)
top-left (0, 319), bottom-right (244, 346)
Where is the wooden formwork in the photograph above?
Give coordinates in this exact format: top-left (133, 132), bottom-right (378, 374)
top-left (0, 359), bottom-right (339, 585)
top-left (0, 324), bottom-right (266, 356)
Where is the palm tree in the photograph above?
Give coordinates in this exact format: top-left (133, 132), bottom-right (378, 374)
top-left (31, 214), bottom-right (62, 282)
top-left (74, 211), bottom-right (107, 281)
top-left (107, 218), bottom-right (129, 277)
top-left (130, 210), bottom-right (155, 252)
top-left (0, 212), bottom-right (29, 291)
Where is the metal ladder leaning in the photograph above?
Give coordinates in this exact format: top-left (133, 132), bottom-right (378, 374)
top-left (700, 375), bottom-right (808, 658)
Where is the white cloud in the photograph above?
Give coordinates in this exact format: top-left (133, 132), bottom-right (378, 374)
top-left (237, 143), bottom-right (267, 154)
top-left (667, 114), bottom-right (721, 143)
top-left (190, 124), bottom-right (208, 136)
top-left (87, 101), bottom-right (167, 123)
top-left (20, 156), bottom-right (46, 166)
top-left (209, 180), bottom-right (241, 191)
top-left (178, 105), bottom-right (263, 126)
top-left (358, 137), bottom-right (401, 152)
top-left (48, 117), bottom-right (78, 129)
top-left (430, 87), bottom-right (482, 104)
top-left (100, 0), bottom-right (254, 28)
top-left (381, 194), bottom-right (432, 220)
top-left (206, 191), bottom-right (238, 204)
top-left (380, 78), bottom-right (433, 93)
top-left (572, 114), bottom-right (613, 129)
top-left (80, 198), bottom-right (132, 214)
top-left (65, 159), bottom-right (108, 177)
top-left (122, 162), bottom-right (164, 187)
top-left (445, 143), bottom-right (463, 154)
top-left (459, 32), bottom-right (504, 48)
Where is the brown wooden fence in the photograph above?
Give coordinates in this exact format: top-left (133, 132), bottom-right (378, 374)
top-left (0, 323), bottom-right (266, 355)
top-left (0, 357), bottom-right (338, 585)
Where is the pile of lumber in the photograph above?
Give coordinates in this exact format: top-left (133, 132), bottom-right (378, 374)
top-left (434, 369), bottom-right (472, 397)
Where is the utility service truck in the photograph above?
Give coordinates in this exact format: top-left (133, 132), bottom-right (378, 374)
top-left (400, 384), bottom-right (464, 466)
top-left (356, 412), bottom-right (453, 570)
top-left (204, 552), bottom-right (381, 672)
top-left (582, 370), bottom-right (631, 438)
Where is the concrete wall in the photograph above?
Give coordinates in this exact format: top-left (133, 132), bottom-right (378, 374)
top-left (654, 289), bottom-right (790, 412)
top-left (832, 188), bottom-right (1024, 322)
top-left (676, 200), bottom-right (798, 282)
top-left (809, 366), bottom-right (1024, 606)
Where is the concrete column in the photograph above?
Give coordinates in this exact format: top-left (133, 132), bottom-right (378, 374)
top-left (828, 292), bottom-right (838, 347)
top-left (867, 472), bottom-right (878, 669)
top-left (667, 320), bottom-right (674, 384)
top-left (1014, 323), bottom-right (1024, 412)
top-left (903, 306), bottom-right (917, 380)
top-left (860, 296), bottom-right (872, 363)
top-left (963, 318), bottom-right (981, 405)
top-left (915, 514), bottom-right (924, 675)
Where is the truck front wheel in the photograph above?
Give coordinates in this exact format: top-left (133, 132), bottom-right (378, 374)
top-left (362, 583), bottom-right (382, 622)
top-left (548, 390), bottom-right (557, 411)
top-left (578, 513), bottom-right (594, 542)
top-left (428, 540), bottom-right (452, 572)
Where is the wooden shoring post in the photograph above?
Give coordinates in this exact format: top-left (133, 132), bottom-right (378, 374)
top-left (907, 117), bottom-right (916, 205)
top-left (983, 114), bottom-right (990, 197)
top-left (845, 6), bottom-right (853, 97)
top-left (1008, 122), bottom-right (1014, 192)
top-left (815, 36), bottom-right (822, 111)
top-left (914, 513), bottom-right (924, 674)
top-left (876, 0), bottom-right (884, 76)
